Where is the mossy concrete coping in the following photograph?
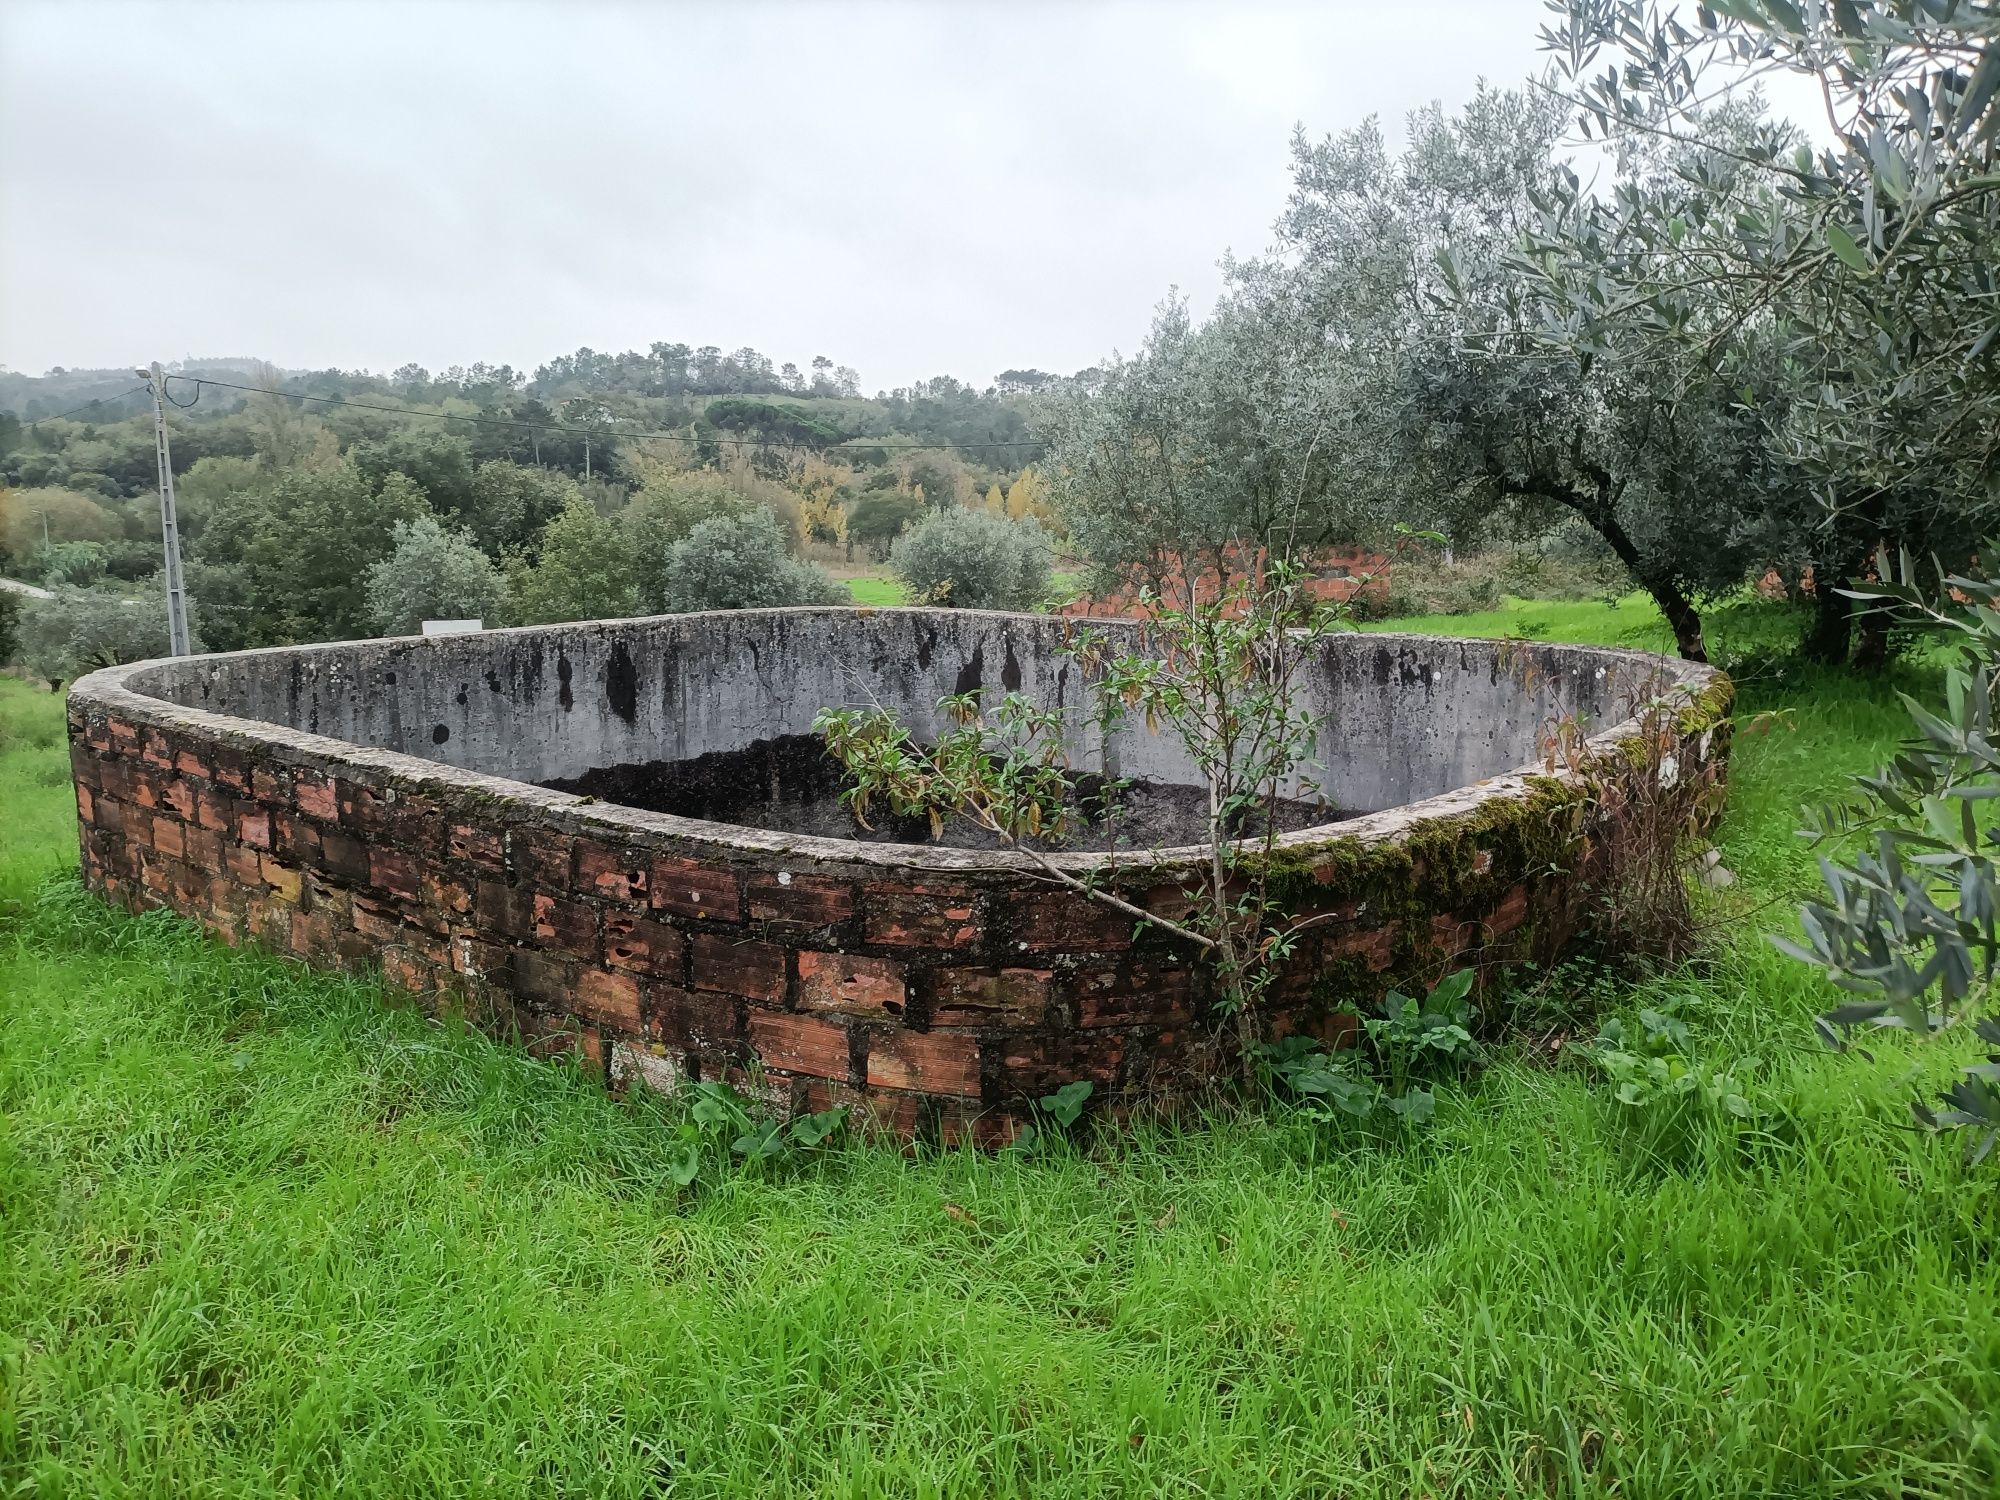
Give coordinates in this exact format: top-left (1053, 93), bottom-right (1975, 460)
top-left (67, 609), bottom-right (1730, 1142)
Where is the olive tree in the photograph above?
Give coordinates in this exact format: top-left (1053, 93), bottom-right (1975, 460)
top-left (890, 508), bottom-right (1051, 610)
top-left (659, 509), bottom-right (844, 613)
top-left (1259, 84), bottom-right (1809, 661)
top-left (19, 581), bottom-right (199, 687)
top-left (364, 515), bottom-right (508, 636)
top-left (1521, 1), bottom-right (2000, 662)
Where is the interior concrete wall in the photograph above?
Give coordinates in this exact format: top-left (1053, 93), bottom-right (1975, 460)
top-left (123, 609), bottom-right (1685, 817)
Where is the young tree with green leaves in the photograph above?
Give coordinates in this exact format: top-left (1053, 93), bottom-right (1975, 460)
top-left (364, 516), bottom-right (509, 636)
top-left (505, 496), bottom-right (639, 626)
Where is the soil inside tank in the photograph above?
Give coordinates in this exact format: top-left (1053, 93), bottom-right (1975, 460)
top-left (541, 733), bottom-right (1349, 851)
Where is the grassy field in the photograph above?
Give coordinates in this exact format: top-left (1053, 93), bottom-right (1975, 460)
top-left (3, 604), bottom-right (1998, 1496)
top-left (841, 572), bottom-right (1085, 608)
top-left (843, 574), bottom-right (905, 606)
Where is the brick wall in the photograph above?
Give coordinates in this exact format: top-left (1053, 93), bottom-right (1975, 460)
top-left (66, 666), bottom-right (1730, 1146)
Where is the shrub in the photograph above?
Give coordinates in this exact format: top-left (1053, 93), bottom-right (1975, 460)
top-left (891, 509), bottom-right (1050, 610)
top-left (26, 539), bottom-right (108, 588)
top-left (0, 589), bottom-right (21, 666)
top-left (365, 515), bottom-right (508, 636)
top-left (1379, 545), bottom-right (1632, 619)
top-left (18, 580), bottom-right (201, 686)
top-left (659, 509), bottom-right (844, 613)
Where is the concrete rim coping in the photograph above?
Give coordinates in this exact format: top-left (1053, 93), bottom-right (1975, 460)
top-left (70, 607), bottom-right (1728, 879)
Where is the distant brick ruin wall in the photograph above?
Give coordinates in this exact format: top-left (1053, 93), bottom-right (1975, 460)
top-left (66, 613), bottom-right (1730, 1145)
top-left (1060, 543), bottom-right (1391, 620)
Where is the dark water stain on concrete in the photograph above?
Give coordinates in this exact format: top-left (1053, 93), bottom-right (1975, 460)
top-left (604, 642), bottom-right (638, 725)
top-left (954, 644), bottom-right (985, 698)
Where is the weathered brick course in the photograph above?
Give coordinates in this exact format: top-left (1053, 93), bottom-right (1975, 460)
top-left (63, 619), bottom-right (1731, 1144)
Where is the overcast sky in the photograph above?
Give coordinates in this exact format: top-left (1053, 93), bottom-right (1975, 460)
top-left (0, 1), bottom-right (1815, 392)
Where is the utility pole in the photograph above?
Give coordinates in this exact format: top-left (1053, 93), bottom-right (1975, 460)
top-left (141, 362), bottom-right (193, 657)
top-left (584, 433), bottom-right (591, 481)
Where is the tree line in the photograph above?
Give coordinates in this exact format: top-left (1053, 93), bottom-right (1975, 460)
top-left (11, 0), bottom-right (1997, 678)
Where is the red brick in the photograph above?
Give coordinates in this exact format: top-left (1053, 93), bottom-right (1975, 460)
top-left (195, 787), bottom-right (235, 832)
top-left (131, 774), bottom-right (159, 810)
top-left (96, 760), bottom-right (136, 803)
top-left (509, 829), bottom-right (572, 887)
top-left (150, 816), bottom-right (185, 860)
top-left (250, 765), bottom-right (287, 802)
top-left (238, 811), bottom-right (272, 849)
top-left (183, 825), bottom-right (223, 874)
top-left (474, 879), bottom-right (532, 939)
top-left (1143, 882), bottom-right (1204, 925)
top-left (748, 871), bottom-right (854, 927)
top-left (647, 984), bottom-right (740, 1050)
top-left (1327, 922), bottom-right (1398, 972)
top-left (931, 967), bottom-right (1053, 1028)
top-left (652, 857), bottom-right (742, 921)
top-left (938, 1102), bottom-right (1027, 1150)
top-left (1484, 885), bottom-right (1529, 938)
top-left (748, 1010), bottom-right (850, 1080)
top-left (798, 1078), bottom-right (920, 1140)
top-left (446, 823), bottom-right (506, 871)
top-left (532, 893), bottom-right (596, 949)
top-left (319, 829), bottom-right (370, 882)
top-left (211, 748), bottom-right (249, 789)
top-left (294, 775), bottom-right (338, 822)
top-left (223, 842), bottom-right (263, 884)
top-left (75, 783), bottom-right (94, 824)
top-left (382, 946), bottom-right (440, 996)
top-left (351, 895), bottom-right (405, 942)
top-left (866, 1030), bottom-right (980, 1097)
top-left (370, 847), bottom-right (421, 901)
top-left (274, 814), bottom-right (322, 864)
top-left (173, 748), bottom-right (210, 779)
top-left (985, 1035), bottom-right (1065, 1096)
top-left (1430, 913), bottom-right (1476, 959)
top-left (421, 872), bottom-right (474, 918)
top-left (161, 780), bottom-right (195, 820)
top-left (93, 797), bottom-right (129, 839)
top-left (1077, 963), bottom-right (1197, 1028)
top-left (1066, 1030), bottom-right (1129, 1088)
top-left (603, 913), bottom-right (682, 975)
top-left (513, 949), bottom-right (579, 1008)
top-left (577, 842), bottom-right (649, 903)
top-left (862, 883), bottom-right (981, 948)
top-left (576, 968), bottom-right (644, 1030)
top-left (140, 732), bottom-right (172, 769)
top-left (797, 951), bottom-right (907, 1018)
top-left (690, 932), bottom-right (787, 1002)
top-left (1012, 891), bottom-right (1135, 952)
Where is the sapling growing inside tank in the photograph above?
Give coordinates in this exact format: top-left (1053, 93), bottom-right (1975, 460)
top-left (815, 559), bottom-right (1361, 1064)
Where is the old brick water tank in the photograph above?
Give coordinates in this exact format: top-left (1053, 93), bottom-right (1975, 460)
top-left (67, 608), bottom-right (1729, 1143)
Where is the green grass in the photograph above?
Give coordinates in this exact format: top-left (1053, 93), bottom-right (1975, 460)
top-left (844, 575), bottom-right (904, 606)
top-left (3, 619), bottom-right (1998, 1496)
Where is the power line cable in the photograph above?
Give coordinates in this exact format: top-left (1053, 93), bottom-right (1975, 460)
top-left (22, 385), bottom-right (150, 426)
top-left (165, 376), bottom-right (1047, 454)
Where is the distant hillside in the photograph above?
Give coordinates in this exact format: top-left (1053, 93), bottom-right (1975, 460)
top-left (0, 359), bottom-right (279, 422)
